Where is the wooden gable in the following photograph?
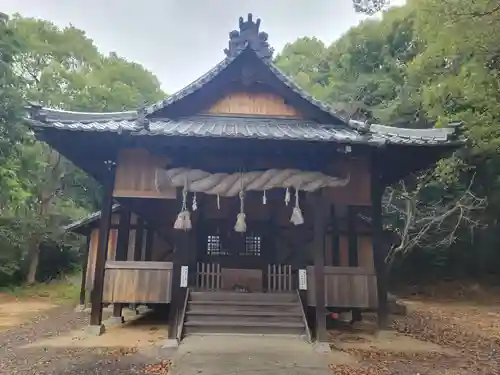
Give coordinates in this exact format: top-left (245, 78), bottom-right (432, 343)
top-left (206, 91), bottom-right (304, 118)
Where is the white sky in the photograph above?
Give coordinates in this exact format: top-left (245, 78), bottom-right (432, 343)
top-left (2, 0), bottom-right (404, 93)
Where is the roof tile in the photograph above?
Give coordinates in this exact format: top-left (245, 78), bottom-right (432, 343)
top-left (30, 115), bottom-right (458, 146)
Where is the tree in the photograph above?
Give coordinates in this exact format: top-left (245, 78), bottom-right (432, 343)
top-left (384, 171), bottom-right (486, 258)
top-left (276, 0), bottom-right (500, 278)
top-left (0, 13), bottom-right (28, 280)
top-left (352, 0), bottom-right (391, 14)
top-left (0, 13), bottom-right (25, 208)
top-left (2, 15), bottom-right (166, 284)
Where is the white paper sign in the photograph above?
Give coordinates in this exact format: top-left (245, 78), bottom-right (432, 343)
top-left (180, 266), bottom-right (188, 288)
top-left (298, 269), bottom-right (307, 290)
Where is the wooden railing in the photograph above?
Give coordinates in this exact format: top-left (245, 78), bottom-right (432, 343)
top-left (103, 261), bottom-right (173, 303)
top-left (196, 262), bottom-right (222, 290)
top-left (306, 266), bottom-right (377, 308)
top-left (267, 264), bottom-right (293, 292)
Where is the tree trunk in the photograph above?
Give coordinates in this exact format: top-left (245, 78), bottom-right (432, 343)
top-left (26, 242), bottom-right (40, 284)
top-left (26, 196), bottom-right (51, 284)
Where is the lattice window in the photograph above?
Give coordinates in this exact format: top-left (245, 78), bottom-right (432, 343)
top-left (206, 235), bottom-right (229, 256)
top-left (242, 236), bottom-right (261, 256)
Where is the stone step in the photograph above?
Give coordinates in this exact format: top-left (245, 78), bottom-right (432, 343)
top-left (189, 291), bottom-right (297, 303)
top-left (186, 311), bottom-right (303, 324)
top-left (184, 320), bottom-right (305, 336)
top-left (188, 300), bottom-right (301, 313)
top-left (186, 309), bottom-right (302, 317)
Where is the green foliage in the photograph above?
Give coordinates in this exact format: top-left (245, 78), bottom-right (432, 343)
top-left (1, 274), bottom-right (82, 304)
top-left (276, 0), bottom-right (500, 279)
top-left (0, 15), bottom-right (166, 285)
top-left (352, 0), bottom-right (391, 15)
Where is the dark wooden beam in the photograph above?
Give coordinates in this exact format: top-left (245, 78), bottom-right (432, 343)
top-left (347, 206), bottom-right (359, 267)
top-left (312, 190), bottom-right (329, 342)
top-left (90, 161), bottom-right (116, 328)
top-left (112, 206), bottom-right (132, 319)
top-left (79, 234), bottom-right (91, 306)
top-left (115, 207), bottom-right (132, 260)
top-left (134, 218), bottom-right (145, 261)
top-left (331, 205), bottom-right (340, 266)
top-left (144, 227), bottom-right (154, 261)
top-left (371, 153), bottom-right (389, 329)
top-left (167, 229), bottom-right (190, 340)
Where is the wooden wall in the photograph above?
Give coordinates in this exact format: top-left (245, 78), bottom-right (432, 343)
top-left (326, 235), bottom-right (374, 270)
top-left (325, 159), bottom-right (371, 206)
top-left (307, 266), bottom-right (378, 308)
top-left (85, 213), bottom-right (149, 290)
top-left (85, 227), bottom-right (118, 291)
top-left (114, 149), bottom-right (176, 199)
top-left (206, 92), bottom-right (303, 118)
top-left (103, 261), bottom-right (173, 303)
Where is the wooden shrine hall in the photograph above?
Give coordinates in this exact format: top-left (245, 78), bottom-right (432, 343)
top-left (27, 14), bottom-right (462, 342)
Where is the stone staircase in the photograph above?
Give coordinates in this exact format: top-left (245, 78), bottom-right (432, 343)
top-left (183, 291), bottom-right (307, 336)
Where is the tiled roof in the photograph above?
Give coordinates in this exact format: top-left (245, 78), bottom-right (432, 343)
top-left (28, 114), bottom-right (460, 146)
top-left (64, 204), bottom-right (120, 233)
top-left (144, 53), bottom-right (239, 115)
top-left (26, 46), bottom-right (462, 147)
top-left (142, 47), bottom-right (347, 125)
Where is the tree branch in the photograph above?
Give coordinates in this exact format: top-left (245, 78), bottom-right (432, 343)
top-left (384, 173), bottom-right (487, 262)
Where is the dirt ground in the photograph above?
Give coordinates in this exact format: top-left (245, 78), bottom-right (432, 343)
top-left (328, 283), bottom-right (500, 375)
top-left (0, 296), bottom-right (56, 331)
top-left (1, 283), bottom-right (500, 374)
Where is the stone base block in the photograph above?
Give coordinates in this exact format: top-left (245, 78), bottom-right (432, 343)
top-left (104, 316), bottom-right (125, 326)
top-left (85, 324), bottom-right (106, 336)
top-left (162, 339), bottom-right (179, 348)
top-left (312, 342), bottom-right (331, 354)
top-left (74, 304), bottom-right (86, 312)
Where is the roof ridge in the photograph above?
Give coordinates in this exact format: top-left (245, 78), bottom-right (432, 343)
top-left (26, 103), bottom-right (139, 123)
top-left (144, 51), bottom-right (243, 116)
top-left (264, 61), bottom-right (351, 125)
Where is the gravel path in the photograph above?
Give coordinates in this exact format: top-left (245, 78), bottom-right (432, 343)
top-left (1, 299), bottom-right (499, 374)
top-left (0, 307), bottom-right (156, 375)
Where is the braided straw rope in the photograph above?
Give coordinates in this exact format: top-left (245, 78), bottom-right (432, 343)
top-left (155, 168), bottom-right (349, 196)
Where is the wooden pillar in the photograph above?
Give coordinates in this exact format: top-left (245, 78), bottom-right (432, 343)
top-left (312, 189), bottom-right (328, 342)
top-left (187, 231), bottom-right (197, 287)
top-left (90, 160), bottom-right (116, 328)
top-left (133, 218), bottom-right (145, 261)
top-left (79, 234), bottom-right (91, 306)
top-left (371, 156), bottom-right (389, 328)
top-left (347, 206), bottom-right (359, 267)
top-left (168, 230), bottom-right (189, 340)
top-left (168, 189), bottom-right (190, 341)
top-left (112, 206), bottom-right (131, 319)
top-left (144, 226), bottom-right (154, 261)
top-left (330, 205), bottom-right (340, 266)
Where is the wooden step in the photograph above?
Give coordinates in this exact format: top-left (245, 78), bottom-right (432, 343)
top-left (188, 300), bottom-right (298, 307)
top-left (186, 311), bottom-right (303, 324)
top-left (184, 320), bottom-right (305, 336)
top-left (186, 315), bottom-right (303, 324)
top-left (186, 309), bottom-right (302, 317)
top-left (189, 291), bottom-right (297, 303)
top-left (188, 301), bottom-right (301, 313)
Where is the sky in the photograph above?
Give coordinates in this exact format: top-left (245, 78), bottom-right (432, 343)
top-left (2, 0), bottom-right (402, 93)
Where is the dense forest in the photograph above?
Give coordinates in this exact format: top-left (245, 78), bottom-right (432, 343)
top-left (1, 0), bottom-right (500, 286)
top-left (0, 14), bottom-right (165, 285)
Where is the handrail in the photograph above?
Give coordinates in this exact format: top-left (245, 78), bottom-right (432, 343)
top-left (176, 288), bottom-right (190, 343)
top-left (296, 289), bottom-right (312, 343)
